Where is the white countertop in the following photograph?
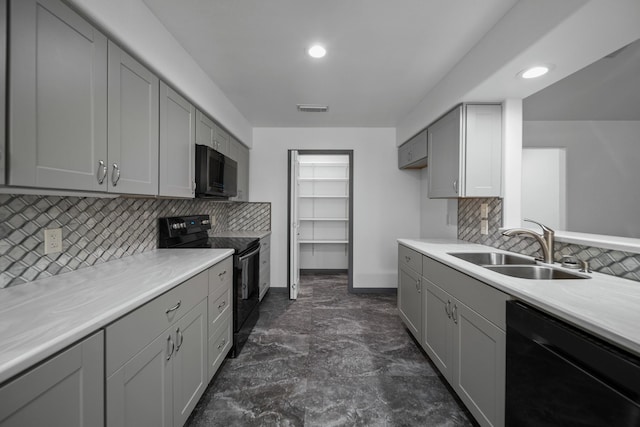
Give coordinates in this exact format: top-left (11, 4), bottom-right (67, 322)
top-left (398, 239), bottom-right (640, 357)
top-left (211, 230), bottom-right (271, 239)
top-left (0, 248), bottom-right (233, 384)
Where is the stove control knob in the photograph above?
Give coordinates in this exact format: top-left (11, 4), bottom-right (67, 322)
top-left (202, 219), bottom-right (210, 225)
top-left (171, 223), bottom-right (180, 230)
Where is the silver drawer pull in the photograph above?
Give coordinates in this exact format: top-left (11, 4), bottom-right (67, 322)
top-left (111, 163), bottom-right (121, 186)
top-left (218, 270), bottom-right (227, 279)
top-left (445, 300), bottom-right (452, 318)
top-left (218, 300), bottom-right (227, 311)
top-left (166, 300), bottom-right (181, 314)
top-left (217, 338), bottom-right (226, 350)
top-left (405, 256), bottom-right (411, 263)
top-left (452, 304), bottom-right (458, 324)
top-left (175, 327), bottom-right (184, 351)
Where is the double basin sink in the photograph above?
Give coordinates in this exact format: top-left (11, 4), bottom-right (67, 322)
top-left (448, 252), bottom-right (589, 280)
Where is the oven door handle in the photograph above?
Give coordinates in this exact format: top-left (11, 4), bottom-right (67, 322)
top-left (238, 246), bottom-right (260, 263)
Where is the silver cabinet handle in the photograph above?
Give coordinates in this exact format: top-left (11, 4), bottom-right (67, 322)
top-left (166, 300), bottom-right (181, 314)
top-left (217, 338), bottom-right (226, 350)
top-left (218, 300), bottom-right (227, 312)
top-left (192, 179), bottom-right (196, 195)
top-left (453, 180), bottom-right (458, 194)
top-left (96, 160), bottom-right (107, 184)
top-left (445, 300), bottom-right (452, 318)
top-left (111, 163), bottom-right (120, 186)
top-left (415, 279), bottom-right (421, 293)
top-left (452, 304), bottom-right (458, 324)
top-left (218, 270), bottom-right (227, 280)
top-left (175, 327), bottom-right (184, 352)
top-left (166, 335), bottom-right (174, 360)
top-left (405, 256), bottom-right (411, 263)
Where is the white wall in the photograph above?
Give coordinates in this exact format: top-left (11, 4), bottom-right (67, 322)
top-left (251, 128), bottom-right (421, 289)
top-left (419, 169), bottom-right (457, 239)
top-left (68, 0), bottom-right (253, 146)
top-left (523, 121), bottom-right (640, 238)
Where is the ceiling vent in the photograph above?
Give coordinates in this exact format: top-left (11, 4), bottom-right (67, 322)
top-left (297, 104), bottom-right (329, 112)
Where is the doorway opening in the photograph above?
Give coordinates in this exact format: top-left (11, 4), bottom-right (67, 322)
top-left (287, 150), bottom-right (353, 299)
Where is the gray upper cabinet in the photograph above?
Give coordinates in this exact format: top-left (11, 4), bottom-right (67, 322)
top-left (8, 0), bottom-right (108, 191)
top-left (398, 130), bottom-right (428, 169)
top-left (214, 126), bottom-right (230, 156)
top-left (108, 41), bottom-right (159, 195)
top-left (195, 109), bottom-right (216, 149)
top-left (0, 0), bottom-right (6, 186)
top-left (229, 136), bottom-right (250, 201)
top-left (0, 331), bottom-right (104, 427)
top-left (428, 104), bottom-right (502, 198)
top-left (159, 82), bottom-right (196, 198)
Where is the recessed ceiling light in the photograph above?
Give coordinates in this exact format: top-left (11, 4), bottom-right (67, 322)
top-left (519, 66), bottom-right (550, 79)
top-left (308, 45), bottom-right (326, 58)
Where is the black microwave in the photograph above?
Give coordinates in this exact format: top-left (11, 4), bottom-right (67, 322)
top-left (195, 144), bottom-right (237, 198)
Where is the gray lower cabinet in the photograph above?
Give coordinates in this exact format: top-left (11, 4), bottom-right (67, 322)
top-left (9, 0), bottom-right (108, 191)
top-left (258, 235), bottom-right (271, 300)
top-left (422, 256), bottom-right (509, 427)
top-left (207, 257), bottom-right (233, 381)
top-left (0, 331), bottom-right (104, 427)
top-left (159, 81), bottom-right (196, 198)
top-left (106, 270), bottom-right (208, 427)
top-left (107, 41), bottom-right (159, 195)
top-left (397, 245), bottom-right (423, 341)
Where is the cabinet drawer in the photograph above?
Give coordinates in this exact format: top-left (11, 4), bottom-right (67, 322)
top-left (208, 256), bottom-right (233, 294)
top-left (423, 256), bottom-right (510, 330)
top-left (207, 313), bottom-right (232, 381)
top-left (259, 248), bottom-right (270, 275)
top-left (260, 236), bottom-right (270, 253)
top-left (106, 270), bottom-right (208, 376)
top-left (399, 245), bottom-right (422, 274)
top-left (209, 281), bottom-right (231, 328)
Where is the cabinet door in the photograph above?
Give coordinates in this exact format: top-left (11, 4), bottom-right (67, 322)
top-left (108, 41), bottom-right (159, 195)
top-left (453, 301), bottom-right (506, 427)
top-left (214, 126), bottom-right (229, 156)
top-left (0, 0), bottom-right (6, 186)
top-left (107, 330), bottom-right (173, 427)
top-left (423, 280), bottom-right (454, 381)
top-left (9, 0), bottom-right (107, 191)
top-left (427, 105), bottom-right (462, 198)
top-left (0, 332), bottom-right (103, 427)
top-left (397, 266), bottom-right (422, 340)
top-left (159, 82), bottom-right (196, 197)
top-left (237, 143), bottom-right (250, 201)
top-left (464, 104), bottom-right (502, 197)
top-left (172, 299), bottom-right (208, 427)
top-left (195, 109), bottom-right (216, 149)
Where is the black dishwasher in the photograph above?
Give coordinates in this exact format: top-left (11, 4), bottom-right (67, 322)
top-left (506, 301), bottom-right (640, 426)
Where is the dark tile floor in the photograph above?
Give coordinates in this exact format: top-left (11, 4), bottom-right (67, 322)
top-left (186, 273), bottom-right (475, 426)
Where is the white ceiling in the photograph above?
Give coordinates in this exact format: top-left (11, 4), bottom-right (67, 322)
top-left (524, 37), bottom-right (640, 121)
top-left (142, 0), bottom-right (518, 127)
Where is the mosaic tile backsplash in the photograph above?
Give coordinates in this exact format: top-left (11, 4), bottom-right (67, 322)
top-left (458, 197), bottom-right (640, 282)
top-left (0, 194), bottom-right (270, 288)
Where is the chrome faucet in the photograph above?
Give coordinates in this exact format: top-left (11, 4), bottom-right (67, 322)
top-left (502, 219), bottom-right (555, 264)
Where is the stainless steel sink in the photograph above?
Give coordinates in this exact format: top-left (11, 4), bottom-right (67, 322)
top-left (448, 252), bottom-right (537, 266)
top-left (484, 265), bottom-right (589, 280)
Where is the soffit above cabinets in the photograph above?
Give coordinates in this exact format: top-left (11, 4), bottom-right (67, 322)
top-left (141, 0), bottom-right (518, 127)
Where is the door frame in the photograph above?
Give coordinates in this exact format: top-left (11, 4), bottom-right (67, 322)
top-left (287, 149), bottom-right (354, 296)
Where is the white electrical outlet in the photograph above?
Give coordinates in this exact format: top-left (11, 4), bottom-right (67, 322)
top-left (480, 203), bottom-right (488, 218)
top-left (480, 219), bottom-right (489, 235)
top-left (44, 228), bottom-right (63, 254)
top-left (210, 215), bottom-right (217, 226)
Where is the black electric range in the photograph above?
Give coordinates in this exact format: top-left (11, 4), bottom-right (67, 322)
top-left (158, 215), bottom-right (260, 357)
